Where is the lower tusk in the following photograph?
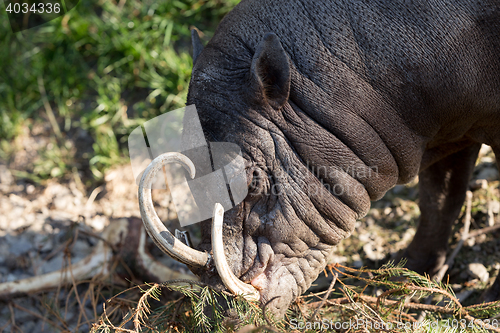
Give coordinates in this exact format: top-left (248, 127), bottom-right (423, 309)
top-left (211, 203), bottom-right (260, 301)
top-left (139, 152), bottom-right (209, 268)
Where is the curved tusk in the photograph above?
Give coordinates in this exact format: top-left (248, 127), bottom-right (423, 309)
top-left (139, 152), bottom-right (209, 268)
top-left (211, 203), bottom-right (260, 301)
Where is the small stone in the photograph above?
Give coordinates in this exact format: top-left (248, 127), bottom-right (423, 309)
top-left (467, 263), bottom-right (489, 283)
top-left (466, 237), bottom-right (476, 247)
top-left (19, 320), bottom-right (37, 333)
top-left (476, 167), bottom-right (499, 181)
top-left (397, 207), bottom-right (406, 217)
top-left (488, 202), bottom-right (495, 227)
top-left (87, 215), bottom-right (108, 231)
top-left (352, 254), bottom-right (363, 268)
top-left (469, 179), bottom-right (488, 191)
top-left (0, 165), bottom-right (13, 186)
top-left (456, 289), bottom-right (475, 303)
top-left (369, 209), bottom-right (381, 219)
top-left (26, 184), bottom-right (35, 194)
top-left (53, 193), bottom-right (73, 211)
top-left (363, 243), bottom-right (386, 261)
top-left (479, 144), bottom-right (493, 157)
top-left (33, 234), bottom-right (53, 252)
top-left (329, 255), bottom-right (347, 264)
top-left (490, 201), bottom-right (500, 214)
top-left (392, 185), bottom-right (405, 194)
top-left (365, 217), bottom-right (375, 226)
top-left (7, 235), bottom-right (33, 256)
top-left (400, 229), bottom-right (415, 243)
top-left (41, 253), bottom-right (65, 274)
top-left (71, 240), bottom-right (91, 261)
top-left (6, 273), bottom-right (18, 282)
top-left (401, 213), bottom-right (413, 222)
top-left (359, 232), bottom-right (370, 243)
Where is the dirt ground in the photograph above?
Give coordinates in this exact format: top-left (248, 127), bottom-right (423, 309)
top-left (0, 126), bottom-right (198, 332)
top-left (0, 128), bottom-right (499, 332)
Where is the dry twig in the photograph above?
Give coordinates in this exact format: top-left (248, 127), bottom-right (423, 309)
top-left (310, 273), bottom-right (338, 320)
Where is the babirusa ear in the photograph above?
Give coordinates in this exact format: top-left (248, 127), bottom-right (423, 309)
top-left (191, 29), bottom-right (204, 64)
top-left (250, 33), bottom-right (291, 109)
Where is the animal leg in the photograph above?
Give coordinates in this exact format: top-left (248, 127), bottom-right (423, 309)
top-left (403, 143), bottom-right (481, 276)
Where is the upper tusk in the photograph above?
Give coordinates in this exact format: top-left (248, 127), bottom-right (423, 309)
top-left (138, 152), bottom-right (209, 268)
top-left (211, 203), bottom-right (260, 301)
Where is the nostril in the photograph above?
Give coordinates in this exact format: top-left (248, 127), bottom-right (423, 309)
top-left (248, 167), bottom-right (266, 195)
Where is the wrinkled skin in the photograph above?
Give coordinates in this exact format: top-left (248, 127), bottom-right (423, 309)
top-left (186, 0), bottom-right (500, 317)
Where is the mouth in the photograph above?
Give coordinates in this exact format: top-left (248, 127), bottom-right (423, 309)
top-left (240, 244), bottom-right (273, 291)
top-left (225, 164), bottom-right (341, 299)
top-left (199, 165), bottom-right (306, 310)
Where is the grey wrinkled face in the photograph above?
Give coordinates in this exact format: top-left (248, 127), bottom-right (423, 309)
top-left (185, 33), bottom-right (370, 316)
top-left (189, 116), bottom-right (353, 316)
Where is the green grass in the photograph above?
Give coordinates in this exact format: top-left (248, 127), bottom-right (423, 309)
top-left (0, 0), bottom-right (240, 185)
